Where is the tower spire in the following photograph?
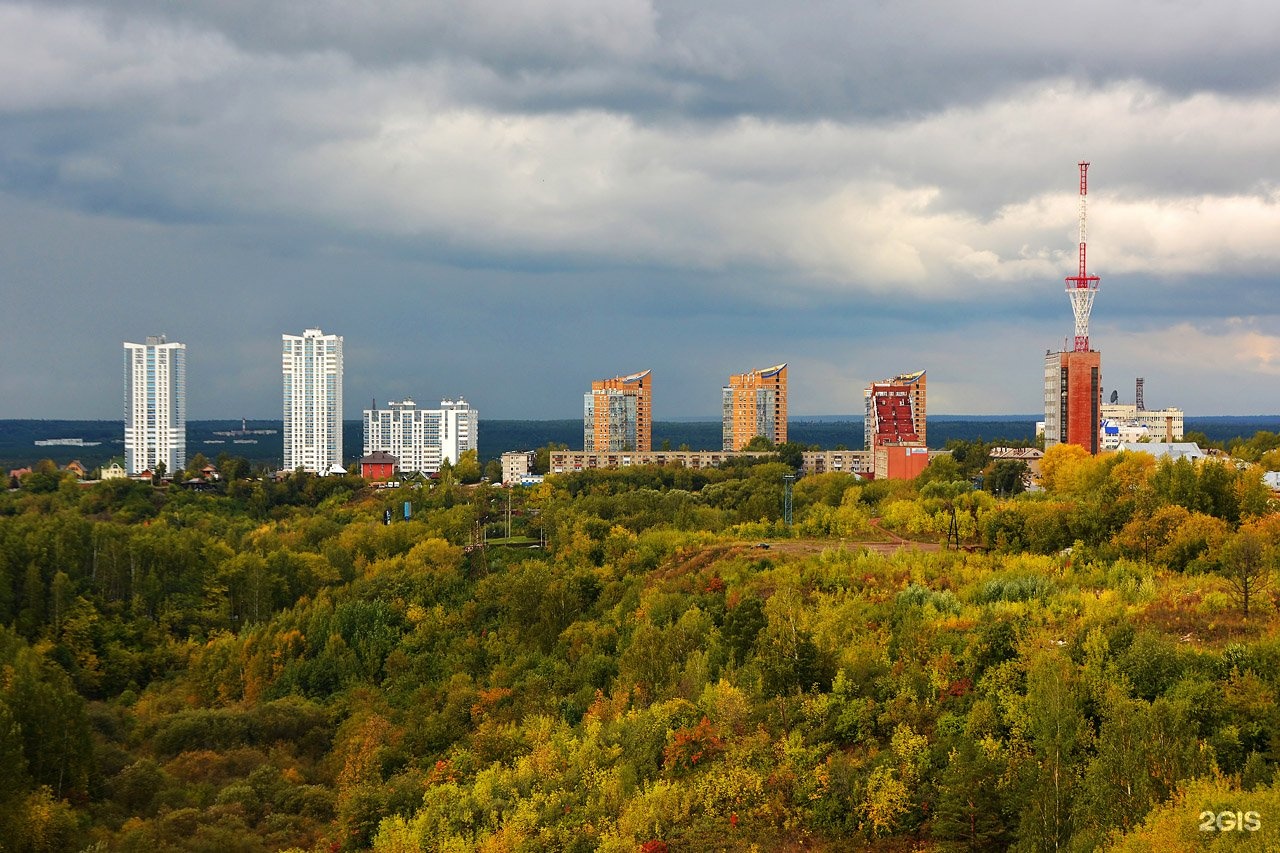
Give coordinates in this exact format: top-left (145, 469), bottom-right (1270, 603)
top-left (1065, 162), bottom-right (1100, 351)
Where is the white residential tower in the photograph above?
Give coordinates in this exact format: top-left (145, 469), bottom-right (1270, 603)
top-left (283, 328), bottom-right (344, 474)
top-left (124, 336), bottom-right (186, 475)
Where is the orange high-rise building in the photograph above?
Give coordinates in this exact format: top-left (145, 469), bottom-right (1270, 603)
top-left (584, 370), bottom-right (651, 452)
top-left (722, 363), bottom-right (788, 451)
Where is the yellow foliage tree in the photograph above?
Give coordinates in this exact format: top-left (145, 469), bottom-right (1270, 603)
top-left (1038, 443), bottom-right (1096, 496)
top-left (863, 764), bottom-right (910, 836)
top-left (1103, 776), bottom-right (1280, 851)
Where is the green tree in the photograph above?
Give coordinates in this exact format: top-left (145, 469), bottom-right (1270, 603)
top-left (774, 442), bottom-right (805, 470)
top-left (722, 597), bottom-right (766, 666)
top-left (16, 564), bottom-right (45, 638)
top-left (533, 442), bottom-right (568, 475)
top-left (944, 438), bottom-right (993, 479)
top-left (453, 450), bottom-right (482, 485)
top-left (934, 738), bottom-right (1012, 849)
top-left (0, 699), bottom-right (29, 820)
top-left (1074, 688), bottom-right (1156, 846)
top-left (21, 460), bottom-right (65, 494)
top-left (918, 453), bottom-right (963, 486)
top-left (1217, 526), bottom-right (1275, 619)
top-left (984, 459), bottom-right (1029, 496)
top-left (184, 452), bottom-right (210, 481)
top-left (50, 571), bottom-right (72, 634)
top-left (1017, 651), bottom-right (1089, 851)
top-left (0, 629), bottom-right (93, 798)
top-left (755, 590), bottom-right (833, 696)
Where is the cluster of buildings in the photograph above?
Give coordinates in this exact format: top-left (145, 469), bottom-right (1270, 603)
top-left (112, 166), bottom-right (1188, 487)
top-left (121, 328), bottom-right (478, 479)
top-left (578, 363), bottom-right (793, 456)
top-left (546, 365), bottom-right (938, 481)
top-left (363, 398), bottom-right (478, 477)
top-left (117, 332), bottom-right (940, 487)
top-left (117, 324), bottom-right (950, 486)
top-left (1099, 378), bottom-right (1185, 449)
top-left (1040, 164), bottom-right (1185, 457)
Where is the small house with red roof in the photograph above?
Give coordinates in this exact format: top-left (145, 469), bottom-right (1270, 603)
top-left (360, 451), bottom-right (398, 483)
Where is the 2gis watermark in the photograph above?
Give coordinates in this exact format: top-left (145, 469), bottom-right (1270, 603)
top-left (1199, 810), bottom-right (1262, 833)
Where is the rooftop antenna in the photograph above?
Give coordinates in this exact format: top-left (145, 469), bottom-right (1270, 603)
top-left (1135, 378), bottom-right (1145, 411)
top-left (1065, 162), bottom-right (1100, 352)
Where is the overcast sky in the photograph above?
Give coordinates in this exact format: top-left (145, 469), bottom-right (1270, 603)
top-left (2, 0), bottom-right (1279, 419)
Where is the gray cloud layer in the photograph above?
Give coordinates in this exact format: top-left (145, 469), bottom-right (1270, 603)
top-left (2, 0), bottom-right (1279, 420)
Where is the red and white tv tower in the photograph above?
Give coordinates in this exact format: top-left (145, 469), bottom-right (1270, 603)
top-left (1065, 162), bottom-right (1099, 352)
top-left (1044, 161), bottom-right (1103, 455)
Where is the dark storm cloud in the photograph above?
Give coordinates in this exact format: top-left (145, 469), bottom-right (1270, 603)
top-left (2, 0), bottom-right (1280, 419)
top-left (32, 0), bottom-right (1280, 119)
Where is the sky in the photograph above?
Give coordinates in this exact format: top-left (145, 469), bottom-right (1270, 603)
top-left (2, 1), bottom-right (1279, 420)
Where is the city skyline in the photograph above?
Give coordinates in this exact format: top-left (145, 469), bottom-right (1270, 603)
top-left (3, 3), bottom-right (1280, 420)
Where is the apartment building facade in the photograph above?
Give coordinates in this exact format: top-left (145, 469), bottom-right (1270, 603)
top-left (283, 328), bottom-right (344, 474)
top-left (123, 335), bottom-right (186, 475)
top-left (584, 370), bottom-right (651, 452)
top-left (363, 398), bottom-right (478, 475)
top-left (864, 370), bottom-right (928, 479)
top-left (722, 363), bottom-right (788, 451)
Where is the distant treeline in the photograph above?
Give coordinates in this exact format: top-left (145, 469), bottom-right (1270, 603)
top-left (3, 415), bottom-right (1279, 470)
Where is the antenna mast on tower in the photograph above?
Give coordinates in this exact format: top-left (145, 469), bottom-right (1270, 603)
top-left (1065, 162), bottom-right (1100, 352)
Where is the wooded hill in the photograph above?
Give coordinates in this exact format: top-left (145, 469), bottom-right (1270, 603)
top-left (2, 443), bottom-right (1280, 851)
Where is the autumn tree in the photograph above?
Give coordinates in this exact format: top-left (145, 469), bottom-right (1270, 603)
top-left (1037, 442), bottom-right (1095, 497)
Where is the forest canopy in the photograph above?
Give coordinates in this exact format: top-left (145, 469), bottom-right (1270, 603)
top-left (1, 442), bottom-right (1279, 851)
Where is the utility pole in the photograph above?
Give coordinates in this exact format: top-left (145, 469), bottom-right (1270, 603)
top-left (783, 474), bottom-right (795, 527)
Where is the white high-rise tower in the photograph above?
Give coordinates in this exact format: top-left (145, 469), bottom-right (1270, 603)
top-left (282, 328), bottom-right (344, 473)
top-left (124, 336), bottom-right (186, 475)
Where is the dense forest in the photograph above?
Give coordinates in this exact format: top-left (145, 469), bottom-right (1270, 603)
top-left (3, 441), bottom-right (1280, 851)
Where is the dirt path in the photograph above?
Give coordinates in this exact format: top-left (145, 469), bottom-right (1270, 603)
top-left (751, 523), bottom-right (941, 556)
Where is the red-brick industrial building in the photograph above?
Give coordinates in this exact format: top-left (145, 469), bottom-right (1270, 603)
top-left (1044, 350), bottom-right (1101, 454)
